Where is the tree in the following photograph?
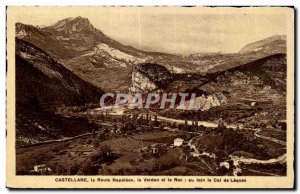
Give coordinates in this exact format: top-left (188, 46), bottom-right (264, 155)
top-left (91, 128), bottom-right (95, 140)
top-left (69, 163), bottom-right (80, 175)
top-left (93, 141), bottom-right (100, 148)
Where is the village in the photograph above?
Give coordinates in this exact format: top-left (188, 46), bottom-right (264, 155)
top-left (17, 104), bottom-right (221, 175)
top-left (16, 103), bottom-right (287, 177)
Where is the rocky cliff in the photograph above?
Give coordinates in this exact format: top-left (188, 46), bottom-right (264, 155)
top-left (130, 63), bottom-right (173, 92)
top-left (177, 92), bottom-right (227, 111)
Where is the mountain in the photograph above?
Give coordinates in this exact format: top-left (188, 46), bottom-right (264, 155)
top-left (198, 53), bottom-right (286, 122)
top-left (239, 35), bottom-right (286, 54)
top-left (16, 17), bottom-right (115, 60)
top-left (188, 35), bottom-right (286, 74)
top-left (16, 18), bottom-right (165, 90)
top-left (16, 16), bottom-right (161, 61)
top-left (16, 23), bottom-right (76, 61)
top-left (14, 17), bottom-right (287, 146)
top-left (16, 38), bottom-right (103, 111)
top-left (208, 53), bottom-right (287, 92)
top-left (158, 53), bottom-right (286, 124)
top-left (16, 17), bottom-right (287, 91)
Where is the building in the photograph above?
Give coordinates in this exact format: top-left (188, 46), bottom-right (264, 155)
top-left (138, 144), bottom-right (167, 155)
top-left (33, 164), bottom-right (53, 174)
top-left (70, 150), bottom-right (93, 157)
top-left (237, 123), bottom-right (245, 129)
top-left (138, 146), bottom-right (149, 153)
top-left (151, 147), bottom-right (159, 154)
top-left (219, 161), bottom-right (230, 169)
top-left (174, 138), bottom-right (184, 147)
top-left (164, 126), bottom-right (179, 132)
top-left (149, 144), bottom-right (168, 155)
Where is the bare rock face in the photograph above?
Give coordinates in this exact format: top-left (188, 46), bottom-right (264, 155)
top-left (130, 63), bottom-right (173, 92)
top-left (179, 92), bottom-right (227, 111)
top-left (196, 93), bottom-right (228, 111)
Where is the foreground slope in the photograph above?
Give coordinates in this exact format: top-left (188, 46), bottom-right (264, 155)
top-left (16, 39), bottom-right (103, 146)
top-left (16, 38), bottom-right (103, 110)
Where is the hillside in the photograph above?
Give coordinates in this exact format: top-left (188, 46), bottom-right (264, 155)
top-left (202, 53), bottom-right (286, 95)
top-left (16, 38), bottom-right (103, 111)
top-left (202, 54), bottom-right (286, 122)
top-left (16, 38), bottom-right (104, 146)
top-left (239, 35), bottom-right (286, 54)
top-left (159, 53), bottom-right (286, 125)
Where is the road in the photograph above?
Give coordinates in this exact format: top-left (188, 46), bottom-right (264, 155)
top-left (188, 128), bottom-right (287, 176)
top-left (254, 128), bottom-right (286, 146)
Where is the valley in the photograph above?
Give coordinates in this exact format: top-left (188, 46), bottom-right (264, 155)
top-left (15, 16), bottom-right (287, 176)
top-left (16, 107), bottom-right (286, 176)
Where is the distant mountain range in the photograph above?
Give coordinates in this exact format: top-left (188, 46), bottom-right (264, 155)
top-left (16, 16), bottom-right (286, 91)
top-left (239, 35), bottom-right (286, 54)
top-left (15, 16), bottom-right (287, 146)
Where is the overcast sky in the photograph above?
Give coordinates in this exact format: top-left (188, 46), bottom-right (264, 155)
top-left (13, 7), bottom-right (289, 54)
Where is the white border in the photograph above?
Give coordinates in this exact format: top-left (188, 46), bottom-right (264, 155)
top-left (0, 0), bottom-right (298, 193)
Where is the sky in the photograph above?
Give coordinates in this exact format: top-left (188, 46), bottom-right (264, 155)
top-left (12, 7), bottom-right (290, 54)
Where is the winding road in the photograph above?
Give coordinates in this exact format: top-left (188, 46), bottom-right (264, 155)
top-left (253, 128), bottom-right (286, 146)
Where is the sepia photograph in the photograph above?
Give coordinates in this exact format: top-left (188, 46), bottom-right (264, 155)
top-left (6, 6), bottom-right (294, 189)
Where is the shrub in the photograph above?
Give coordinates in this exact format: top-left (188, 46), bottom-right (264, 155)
top-left (79, 160), bottom-right (99, 175)
top-left (90, 145), bottom-right (113, 163)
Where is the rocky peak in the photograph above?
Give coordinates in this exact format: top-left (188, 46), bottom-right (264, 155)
top-left (43, 16), bottom-right (111, 48)
top-left (15, 23), bottom-right (44, 38)
top-left (47, 16), bottom-right (94, 32)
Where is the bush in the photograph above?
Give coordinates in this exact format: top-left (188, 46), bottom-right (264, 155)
top-left (154, 149), bottom-right (181, 171)
top-left (70, 163), bottom-right (80, 175)
top-left (90, 145), bottom-right (113, 163)
top-left (93, 141), bottom-right (100, 148)
top-left (86, 139), bottom-right (93, 144)
top-left (79, 160), bottom-right (99, 175)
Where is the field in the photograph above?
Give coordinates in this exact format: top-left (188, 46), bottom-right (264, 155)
top-left (16, 130), bottom-right (187, 175)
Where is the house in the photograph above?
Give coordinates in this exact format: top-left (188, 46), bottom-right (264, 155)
top-left (266, 125), bottom-right (274, 130)
top-left (151, 147), bottom-right (159, 154)
top-left (149, 144), bottom-right (168, 155)
top-left (138, 146), bottom-right (149, 153)
top-left (136, 126), bottom-right (143, 131)
top-left (70, 150), bottom-right (93, 157)
top-left (219, 161), bottom-right (230, 169)
top-left (237, 123), bottom-right (245, 129)
top-left (33, 164), bottom-right (53, 174)
top-left (164, 126), bottom-right (179, 132)
top-left (174, 138), bottom-right (184, 147)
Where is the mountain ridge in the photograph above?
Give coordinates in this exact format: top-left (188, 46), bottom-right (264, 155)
top-left (16, 17), bottom-right (287, 91)
top-left (239, 35), bottom-right (286, 54)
